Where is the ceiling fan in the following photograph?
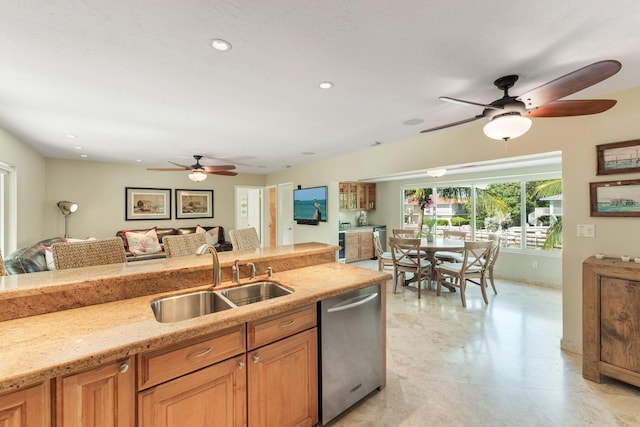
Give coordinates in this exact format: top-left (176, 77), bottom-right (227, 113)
top-left (420, 60), bottom-right (622, 141)
top-left (147, 155), bottom-right (237, 181)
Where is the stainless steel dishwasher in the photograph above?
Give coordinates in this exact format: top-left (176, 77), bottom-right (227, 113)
top-left (319, 283), bottom-right (383, 425)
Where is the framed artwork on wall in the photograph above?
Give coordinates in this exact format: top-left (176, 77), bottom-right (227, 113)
top-left (125, 187), bottom-right (171, 220)
top-left (596, 139), bottom-right (640, 175)
top-left (175, 189), bottom-right (214, 219)
top-left (590, 179), bottom-right (640, 217)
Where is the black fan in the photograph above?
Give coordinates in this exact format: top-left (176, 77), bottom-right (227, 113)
top-left (147, 155), bottom-right (237, 176)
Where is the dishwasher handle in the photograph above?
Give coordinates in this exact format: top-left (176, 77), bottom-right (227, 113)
top-left (326, 292), bottom-right (378, 313)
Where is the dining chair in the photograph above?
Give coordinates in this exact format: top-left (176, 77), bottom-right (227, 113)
top-left (373, 230), bottom-right (394, 272)
top-left (163, 233), bottom-right (207, 257)
top-left (51, 237), bottom-right (127, 270)
top-left (434, 229), bottom-right (468, 264)
top-left (435, 240), bottom-right (492, 307)
top-left (485, 235), bottom-right (502, 294)
top-left (229, 227), bottom-right (261, 250)
top-left (389, 237), bottom-right (432, 299)
top-left (392, 229), bottom-right (417, 238)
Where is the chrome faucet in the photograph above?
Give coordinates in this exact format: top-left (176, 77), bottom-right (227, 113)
top-left (247, 262), bottom-right (256, 280)
top-left (232, 259), bottom-right (241, 283)
top-left (196, 244), bottom-right (221, 287)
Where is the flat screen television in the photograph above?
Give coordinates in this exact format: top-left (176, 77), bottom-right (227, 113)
top-left (294, 186), bottom-right (327, 224)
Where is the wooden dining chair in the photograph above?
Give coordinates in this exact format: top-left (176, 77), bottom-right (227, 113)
top-left (163, 233), bottom-right (207, 257)
top-left (485, 235), bottom-right (502, 294)
top-left (435, 240), bottom-right (492, 307)
top-left (373, 230), bottom-right (394, 272)
top-left (389, 237), bottom-right (432, 299)
top-left (434, 229), bottom-right (468, 264)
top-left (392, 229), bottom-right (416, 238)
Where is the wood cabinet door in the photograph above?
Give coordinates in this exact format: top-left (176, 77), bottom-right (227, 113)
top-left (248, 329), bottom-right (318, 427)
top-left (0, 382), bottom-right (50, 427)
top-left (58, 357), bottom-right (135, 427)
top-left (139, 354), bottom-right (247, 427)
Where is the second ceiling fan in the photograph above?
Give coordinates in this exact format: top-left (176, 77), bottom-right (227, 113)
top-left (147, 155), bottom-right (237, 181)
top-left (420, 60), bottom-right (622, 141)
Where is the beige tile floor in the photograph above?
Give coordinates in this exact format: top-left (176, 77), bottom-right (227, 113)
top-left (327, 260), bottom-right (640, 427)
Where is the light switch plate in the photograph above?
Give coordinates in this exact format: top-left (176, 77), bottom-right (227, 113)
top-left (577, 224), bottom-right (595, 237)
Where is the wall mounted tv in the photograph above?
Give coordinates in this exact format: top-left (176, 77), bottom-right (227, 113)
top-left (293, 186), bottom-right (327, 224)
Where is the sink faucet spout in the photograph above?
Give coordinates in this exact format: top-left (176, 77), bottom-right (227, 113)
top-left (196, 244), bottom-right (221, 287)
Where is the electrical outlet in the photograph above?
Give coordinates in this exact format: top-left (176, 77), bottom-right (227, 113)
top-left (577, 224), bottom-right (595, 237)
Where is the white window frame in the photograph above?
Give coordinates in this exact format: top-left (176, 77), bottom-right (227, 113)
top-left (0, 162), bottom-right (17, 255)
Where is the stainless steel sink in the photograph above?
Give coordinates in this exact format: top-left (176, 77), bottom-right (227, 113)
top-left (219, 281), bottom-right (292, 307)
top-left (151, 290), bottom-right (234, 323)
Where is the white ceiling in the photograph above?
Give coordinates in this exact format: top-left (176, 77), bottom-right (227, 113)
top-left (1, 1), bottom-right (639, 174)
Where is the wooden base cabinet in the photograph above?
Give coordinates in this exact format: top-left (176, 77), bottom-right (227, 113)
top-left (345, 229), bottom-right (374, 263)
top-left (0, 381), bottom-right (50, 427)
top-left (248, 329), bottom-right (318, 427)
top-left (57, 357), bottom-right (135, 427)
top-left (139, 355), bottom-right (247, 427)
top-left (583, 258), bottom-right (640, 387)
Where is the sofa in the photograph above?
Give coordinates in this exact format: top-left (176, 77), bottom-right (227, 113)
top-left (4, 225), bottom-right (232, 274)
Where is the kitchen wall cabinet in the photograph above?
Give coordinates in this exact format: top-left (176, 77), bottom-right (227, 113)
top-left (339, 182), bottom-right (376, 211)
top-left (0, 381), bottom-right (50, 427)
top-left (57, 357), bottom-right (135, 427)
top-left (583, 258), bottom-right (640, 388)
top-left (345, 229), bottom-right (374, 262)
top-left (247, 305), bottom-right (318, 427)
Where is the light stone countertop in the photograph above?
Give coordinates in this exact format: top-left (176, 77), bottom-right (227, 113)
top-left (0, 245), bottom-right (391, 392)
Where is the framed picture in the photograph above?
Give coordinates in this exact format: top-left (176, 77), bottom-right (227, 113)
top-left (125, 187), bottom-right (171, 220)
top-left (597, 139), bottom-right (640, 175)
top-left (590, 179), bottom-right (640, 217)
top-left (175, 189), bottom-right (214, 219)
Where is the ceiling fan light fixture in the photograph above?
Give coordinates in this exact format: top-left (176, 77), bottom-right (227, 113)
top-left (427, 168), bottom-right (447, 178)
top-left (188, 170), bottom-right (207, 182)
top-left (483, 113), bottom-right (532, 141)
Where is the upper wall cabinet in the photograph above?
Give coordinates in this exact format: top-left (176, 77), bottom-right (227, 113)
top-left (339, 183), bottom-right (376, 211)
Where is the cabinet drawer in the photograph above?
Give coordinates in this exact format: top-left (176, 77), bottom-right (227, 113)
top-left (138, 324), bottom-right (245, 390)
top-left (248, 305), bottom-right (317, 350)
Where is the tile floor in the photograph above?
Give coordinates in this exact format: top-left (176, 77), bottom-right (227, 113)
top-left (327, 260), bottom-right (640, 427)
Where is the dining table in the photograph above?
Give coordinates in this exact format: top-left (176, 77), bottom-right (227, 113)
top-left (403, 237), bottom-right (465, 292)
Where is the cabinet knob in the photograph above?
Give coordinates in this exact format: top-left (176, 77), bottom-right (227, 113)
top-left (238, 361), bottom-right (245, 369)
top-left (252, 354), bottom-right (260, 364)
top-left (118, 363), bottom-right (129, 374)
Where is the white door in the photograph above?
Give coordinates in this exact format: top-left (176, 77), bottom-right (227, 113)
top-left (278, 182), bottom-right (294, 245)
top-left (235, 186), bottom-right (263, 241)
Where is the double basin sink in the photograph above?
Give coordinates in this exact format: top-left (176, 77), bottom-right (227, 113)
top-left (151, 281), bottom-right (293, 323)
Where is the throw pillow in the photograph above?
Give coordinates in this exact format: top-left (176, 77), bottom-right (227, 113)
top-left (196, 225), bottom-right (220, 245)
top-left (39, 246), bottom-right (56, 270)
top-left (123, 228), bottom-right (163, 256)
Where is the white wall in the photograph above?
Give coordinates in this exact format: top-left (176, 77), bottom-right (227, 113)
top-left (44, 159), bottom-right (265, 240)
top-left (0, 128), bottom-right (46, 249)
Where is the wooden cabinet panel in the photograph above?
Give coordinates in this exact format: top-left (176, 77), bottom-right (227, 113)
top-left (58, 357), bottom-right (135, 427)
top-left (248, 329), bottom-right (318, 427)
top-left (247, 305), bottom-right (317, 350)
top-left (345, 229), bottom-right (374, 262)
top-left (138, 324), bottom-right (245, 390)
top-left (339, 182), bottom-right (376, 211)
top-left (600, 277), bottom-right (640, 372)
top-left (139, 354), bottom-right (247, 427)
top-left (0, 382), bottom-right (50, 427)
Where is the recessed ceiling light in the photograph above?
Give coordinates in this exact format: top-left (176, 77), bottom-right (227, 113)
top-left (319, 81), bottom-right (334, 89)
top-left (301, 152), bottom-right (315, 155)
top-left (74, 146), bottom-right (83, 150)
top-left (136, 159), bottom-right (143, 163)
top-left (80, 154), bottom-right (88, 158)
top-left (211, 38), bottom-right (232, 51)
top-left (403, 118), bottom-right (424, 126)
top-left (66, 134), bottom-right (77, 138)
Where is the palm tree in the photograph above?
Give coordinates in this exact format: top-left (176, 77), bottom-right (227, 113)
top-left (410, 188), bottom-right (431, 237)
top-left (533, 179), bottom-right (563, 250)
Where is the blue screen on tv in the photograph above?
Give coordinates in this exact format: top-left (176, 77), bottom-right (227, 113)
top-left (294, 186), bottom-right (327, 222)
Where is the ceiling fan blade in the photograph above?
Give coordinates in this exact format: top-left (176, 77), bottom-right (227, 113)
top-left (206, 170), bottom-right (238, 176)
top-left (202, 164), bottom-right (236, 171)
top-left (167, 161), bottom-right (191, 170)
top-left (440, 96), bottom-right (502, 110)
top-left (525, 99), bottom-right (617, 118)
top-left (518, 60), bottom-right (621, 109)
top-left (420, 116), bottom-right (483, 133)
top-left (147, 167), bottom-right (187, 172)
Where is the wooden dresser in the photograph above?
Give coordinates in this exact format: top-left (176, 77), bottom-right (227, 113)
top-left (583, 257), bottom-right (640, 387)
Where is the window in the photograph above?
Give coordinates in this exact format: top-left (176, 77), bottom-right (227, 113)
top-left (402, 177), bottom-right (562, 252)
top-left (0, 162), bottom-right (17, 255)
